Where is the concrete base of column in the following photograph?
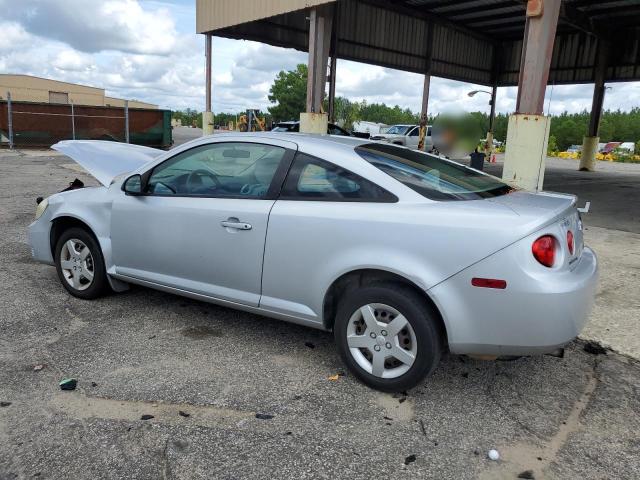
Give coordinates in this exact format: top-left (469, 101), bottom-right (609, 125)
top-left (202, 111), bottom-right (214, 136)
top-left (299, 112), bottom-right (328, 134)
top-left (502, 114), bottom-right (551, 192)
top-left (579, 136), bottom-right (599, 171)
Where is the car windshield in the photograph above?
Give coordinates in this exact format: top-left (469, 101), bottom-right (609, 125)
top-left (385, 125), bottom-right (412, 135)
top-left (272, 124), bottom-right (297, 132)
top-left (355, 143), bottom-right (514, 201)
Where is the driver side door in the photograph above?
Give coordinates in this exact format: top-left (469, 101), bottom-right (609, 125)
top-left (110, 139), bottom-right (296, 306)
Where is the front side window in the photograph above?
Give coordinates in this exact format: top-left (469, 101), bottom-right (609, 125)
top-left (280, 153), bottom-right (396, 202)
top-left (409, 127), bottom-right (419, 137)
top-left (146, 142), bottom-right (287, 198)
top-left (355, 143), bottom-right (514, 201)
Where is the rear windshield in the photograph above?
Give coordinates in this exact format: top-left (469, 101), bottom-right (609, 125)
top-left (355, 143), bottom-right (514, 201)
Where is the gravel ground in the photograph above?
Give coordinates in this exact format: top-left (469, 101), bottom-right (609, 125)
top-left (0, 150), bottom-right (639, 480)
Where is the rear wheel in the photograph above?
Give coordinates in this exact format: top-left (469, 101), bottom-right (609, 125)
top-left (334, 283), bottom-right (442, 392)
top-left (54, 227), bottom-right (109, 299)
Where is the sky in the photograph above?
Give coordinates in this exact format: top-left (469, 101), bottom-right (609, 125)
top-left (1, 0), bottom-right (640, 116)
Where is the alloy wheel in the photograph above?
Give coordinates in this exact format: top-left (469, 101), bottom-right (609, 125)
top-left (59, 238), bottom-right (94, 291)
top-left (346, 303), bottom-right (417, 379)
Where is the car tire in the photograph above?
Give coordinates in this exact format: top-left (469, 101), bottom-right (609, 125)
top-left (54, 227), bottom-right (109, 300)
top-left (334, 283), bottom-right (442, 392)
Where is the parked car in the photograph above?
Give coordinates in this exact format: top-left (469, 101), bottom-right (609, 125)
top-left (370, 124), bottom-right (433, 151)
top-left (29, 134), bottom-right (598, 391)
top-left (271, 121), bottom-right (351, 136)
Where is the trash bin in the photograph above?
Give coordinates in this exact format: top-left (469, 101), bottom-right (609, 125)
top-left (470, 151), bottom-right (486, 171)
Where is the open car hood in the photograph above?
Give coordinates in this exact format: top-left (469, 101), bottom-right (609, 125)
top-left (52, 140), bottom-right (163, 187)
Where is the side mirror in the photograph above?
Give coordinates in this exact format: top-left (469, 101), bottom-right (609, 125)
top-left (122, 174), bottom-right (144, 195)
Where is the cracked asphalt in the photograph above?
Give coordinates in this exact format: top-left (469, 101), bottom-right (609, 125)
top-left (1, 150), bottom-right (639, 479)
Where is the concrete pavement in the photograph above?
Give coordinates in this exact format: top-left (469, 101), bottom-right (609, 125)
top-left (0, 150), bottom-right (639, 479)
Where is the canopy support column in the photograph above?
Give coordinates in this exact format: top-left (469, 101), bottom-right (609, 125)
top-left (203, 33), bottom-right (214, 136)
top-left (301, 6), bottom-right (332, 134)
top-left (503, 0), bottom-right (561, 191)
top-left (580, 41), bottom-right (609, 171)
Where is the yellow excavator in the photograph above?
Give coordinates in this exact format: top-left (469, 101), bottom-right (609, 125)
top-left (238, 109), bottom-right (266, 132)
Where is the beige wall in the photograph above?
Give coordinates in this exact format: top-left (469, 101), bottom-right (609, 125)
top-left (196, 0), bottom-right (335, 33)
top-left (104, 96), bottom-right (158, 109)
top-left (0, 74), bottom-right (157, 109)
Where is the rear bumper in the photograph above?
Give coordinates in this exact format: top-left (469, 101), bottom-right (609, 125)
top-left (430, 246), bottom-right (599, 356)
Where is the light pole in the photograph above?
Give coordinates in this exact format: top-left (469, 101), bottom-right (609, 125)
top-left (468, 88), bottom-right (497, 158)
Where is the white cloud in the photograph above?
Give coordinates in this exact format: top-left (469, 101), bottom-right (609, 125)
top-left (0, 22), bottom-right (30, 52)
top-left (0, 0), bottom-right (177, 55)
top-left (52, 50), bottom-right (95, 72)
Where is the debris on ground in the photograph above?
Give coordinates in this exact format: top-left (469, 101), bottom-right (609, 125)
top-left (473, 449), bottom-right (480, 456)
top-left (140, 414), bottom-right (154, 420)
top-left (518, 470), bottom-right (535, 479)
top-left (178, 410), bottom-right (190, 418)
top-left (304, 341), bottom-right (315, 349)
top-left (33, 364), bottom-right (45, 371)
top-left (404, 454), bottom-right (417, 465)
top-left (0, 402), bottom-right (11, 407)
top-left (488, 449), bottom-right (500, 461)
top-left (327, 373), bottom-right (342, 381)
top-left (255, 413), bottom-right (274, 420)
top-left (583, 341), bottom-right (607, 355)
top-left (91, 382), bottom-right (98, 387)
top-left (419, 419), bottom-right (427, 436)
top-left (59, 378), bottom-right (77, 391)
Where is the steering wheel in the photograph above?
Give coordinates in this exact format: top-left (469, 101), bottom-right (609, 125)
top-left (186, 169), bottom-right (221, 192)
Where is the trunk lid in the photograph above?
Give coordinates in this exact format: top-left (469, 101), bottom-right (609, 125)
top-left (488, 190), bottom-right (584, 266)
top-left (52, 140), bottom-right (163, 187)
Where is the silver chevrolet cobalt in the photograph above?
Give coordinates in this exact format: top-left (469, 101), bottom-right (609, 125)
top-left (29, 133), bottom-right (598, 391)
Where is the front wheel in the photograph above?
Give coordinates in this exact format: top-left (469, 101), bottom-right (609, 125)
top-left (54, 227), bottom-right (109, 299)
top-left (334, 284), bottom-right (442, 392)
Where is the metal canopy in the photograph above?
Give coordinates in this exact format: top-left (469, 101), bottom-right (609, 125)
top-left (198, 0), bottom-right (640, 87)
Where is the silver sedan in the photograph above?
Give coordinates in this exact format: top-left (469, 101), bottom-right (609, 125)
top-left (28, 133), bottom-right (598, 391)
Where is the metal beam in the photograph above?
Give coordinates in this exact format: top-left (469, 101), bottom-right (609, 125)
top-left (306, 6), bottom-right (333, 113)
top-left (436, 1), bottom-right (519, 17)
top-left (588, 41), bottom-right (610, 137)
top-left (205, 33), bottom-right (212, 112)
top-left (489, 85), bottom-right (497, 133)
top-left (328, 55), bottom-right (337, 122)
top-left (421, 75), bottom-right (431, 119)
top-left (515, 0), bottom-right (562, 115)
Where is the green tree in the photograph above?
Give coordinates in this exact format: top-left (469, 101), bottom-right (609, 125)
top-left (547, 135), bottom-right (559, 155)
top-left (268, 64), bottom-right (308, 122)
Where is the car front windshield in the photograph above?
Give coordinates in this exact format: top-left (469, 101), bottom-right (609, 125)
top-left (385, 126), bottom-right (411, 135)
top-left (272, 124), bottom-right (297, 132)
top-left (355, 143), bottom-right (514, 201)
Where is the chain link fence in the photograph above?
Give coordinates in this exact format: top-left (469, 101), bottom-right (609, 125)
top-left (0, 93), bottom-right (172, 149)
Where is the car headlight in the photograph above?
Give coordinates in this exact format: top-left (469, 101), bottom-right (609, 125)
top-left (35, 197), bottom-right (49, 219)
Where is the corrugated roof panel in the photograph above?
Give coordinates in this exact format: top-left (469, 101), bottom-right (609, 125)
top-left (196, 0), bottom-right (336, 33)
top-left (210, 0), bottom-right (640, 87)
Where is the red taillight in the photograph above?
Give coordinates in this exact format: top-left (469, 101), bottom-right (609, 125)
top-left (471, 278), bottom-right (507, 289)
top-left (567, 230), bottom-right (574, 255)
top-left (532, 235), bottom-right (556, 267)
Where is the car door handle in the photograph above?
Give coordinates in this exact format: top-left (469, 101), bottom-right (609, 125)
top-left (221, 218), bottom-right (252, 230)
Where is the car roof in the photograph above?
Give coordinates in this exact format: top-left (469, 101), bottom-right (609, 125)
top-left (213, 131), bottom-right (369, 149)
